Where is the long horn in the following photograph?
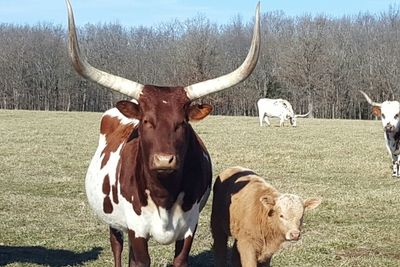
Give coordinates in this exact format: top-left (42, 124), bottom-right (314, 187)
top-left (184, 2), bottom-right (261, 100)
top-left (295, 111), bottom-right (311, 118)
top-left (359, 90), bottom-right (382, 107)
top-left (66, 0), bottom-right (144, 100)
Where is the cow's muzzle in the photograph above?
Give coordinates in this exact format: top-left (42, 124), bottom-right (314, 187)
top-left (151, 154), bottom-right (178, 173)
top-left (385, 124), bottom-right (396, 132)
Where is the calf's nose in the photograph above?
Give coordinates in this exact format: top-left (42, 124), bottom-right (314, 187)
top-left (289, 230), bottom-right (301, 241)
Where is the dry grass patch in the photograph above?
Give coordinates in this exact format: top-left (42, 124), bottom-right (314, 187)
top-left (1, 110), bottom-right (400, 266)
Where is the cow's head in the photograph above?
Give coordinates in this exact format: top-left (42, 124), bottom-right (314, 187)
top-left (292, 110), bottom-right (311, 127)
top-left (65, 0), bottom-right (260, 174)
top-left (288, 116), bottom-right (297, 127)
top-left (263, 194), bottom-right (321, 241)
top-left (115, 87), bottom-right (212, 173)
top-left (360, 91), bottom-right (400, 133)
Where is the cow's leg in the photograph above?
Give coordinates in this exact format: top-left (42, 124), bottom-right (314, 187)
top-left (211, 224), bottom-right (228, 267)
top-left (264, 116), bottom-right (271, 127)
top-left (231, 240), bottom-right (241, 267)
top-left (279, 117), bottom-right (285, 127)
top-left (236, 239), bottom-right (257, 267)
top-left (392, 160), bottom-right (399, 177)
top-left (110, 227), bottom-right (123, 267)
top-left (127, 230), bottom-right (150, 267)
top-left (172, 226), bottom-right (197, 267)
top-left (259, 113), bottom-right (264, 126)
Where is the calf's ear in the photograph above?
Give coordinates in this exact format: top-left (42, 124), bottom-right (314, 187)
top-left (188, 104), bottom-right (213, 122)
top-left (372, 106), bottom-right (381, 117)
top-left (304, 198), bottom-right (321, 211)
top-left (260, 195), bottom-right (276, 210)
top-left (116, 100), bottom-right (141, 119)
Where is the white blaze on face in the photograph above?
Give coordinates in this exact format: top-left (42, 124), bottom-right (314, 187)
top-left (276, 194), bottom-right (305, 241)
top-left (380, 101), bottom-right (400, 130)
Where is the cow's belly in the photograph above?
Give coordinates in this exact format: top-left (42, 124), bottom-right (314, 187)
top-left (85, 138), bottom-right (203, 244)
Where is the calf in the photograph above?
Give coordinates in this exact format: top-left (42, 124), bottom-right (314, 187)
top-left (211, 166), bottom-right (321, 267)
top-left (360, 90), bottom-right (400, 177)
top-left (257, 98), bottom-right (310, 127)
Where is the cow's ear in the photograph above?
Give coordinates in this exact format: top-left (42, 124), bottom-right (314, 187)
top-left (188, 104), bottom-right (213, 122)
top-left (304, 198), bottom-right (321, 211)
top-left (116, 100), bottom-right (141, 119)
top-left (260, 195), bottom-right (276, 210)
top-left (372, 106), bottom-right (381, 117)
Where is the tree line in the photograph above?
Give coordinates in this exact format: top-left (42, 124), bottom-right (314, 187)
top-left (1, 6), bottom-right (400, 119)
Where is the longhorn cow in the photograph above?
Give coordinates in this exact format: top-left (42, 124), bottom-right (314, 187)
top-left (360, 90), bottom-right (400, 177)
top-left (65, 0), bottom-right (261, 266)
top-left (257, 98), bottom-right (310, 127)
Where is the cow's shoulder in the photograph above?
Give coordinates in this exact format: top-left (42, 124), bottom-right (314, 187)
top-left (99, 107), bottom-right (139, 168)
top-left (100, 107), bottom-right (138, 136)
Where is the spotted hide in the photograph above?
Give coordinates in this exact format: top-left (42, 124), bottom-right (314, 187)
top-left (65, 0), bottom-right (261, 265)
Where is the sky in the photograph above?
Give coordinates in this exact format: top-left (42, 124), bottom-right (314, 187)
top-left (0, 0), bottom-right (400, 27)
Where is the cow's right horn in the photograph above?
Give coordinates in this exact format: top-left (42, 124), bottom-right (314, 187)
top-left (360, 90), bottom-right (382, 107)
top-left (294, 111), bottom-right (311, 118)
top-left (184, 2), bottom-right (261, 100)
top-left (66, 0), bottom-right (144, 100)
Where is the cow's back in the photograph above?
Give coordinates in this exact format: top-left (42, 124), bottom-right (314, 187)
top-left (257, 98), bottom-right (285, 118)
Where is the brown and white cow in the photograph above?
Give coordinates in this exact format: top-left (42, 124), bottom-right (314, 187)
top-left (211, 166), bottom-right (321, 267)
top-left (65, 0), bottom-right (260, 266)
top-left (360, 90), bottom-right (400, 177)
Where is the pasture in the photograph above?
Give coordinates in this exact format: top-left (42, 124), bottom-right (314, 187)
top-left (1, 109), bottom-right (400, 266)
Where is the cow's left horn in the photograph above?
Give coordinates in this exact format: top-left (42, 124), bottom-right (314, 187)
top-left (184, 2), bottom-right (261, 100)
top-left (295, 111), bottom-right (311, 118)
top-left (360, 90), bottom-right (382, 107)
top-left (66, 0), bottom-right (144, 100)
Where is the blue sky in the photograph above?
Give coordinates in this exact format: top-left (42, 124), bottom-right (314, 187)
top-left (1, 0), bottom-right (399, 27)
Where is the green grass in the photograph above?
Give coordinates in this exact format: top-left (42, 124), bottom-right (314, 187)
top-left (1, 109), bottom-right (400, 266)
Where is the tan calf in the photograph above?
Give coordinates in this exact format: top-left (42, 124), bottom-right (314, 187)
top-left (211, 166), bottom-right (321, 267)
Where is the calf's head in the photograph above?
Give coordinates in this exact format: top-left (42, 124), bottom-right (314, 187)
top-left (65, 0), bottom-right (261, 174)
top-left (360, 91), bottom-right (400, 133)
top-left (262, 194), bottom-right (321, 241)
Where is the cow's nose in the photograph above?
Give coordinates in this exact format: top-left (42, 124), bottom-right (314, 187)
top-left (385, 124), bottom-right (395, 132)
top-left (153, 154), bottom-right (177, 171)
top-left (289, 230), bottom-right (301, 241)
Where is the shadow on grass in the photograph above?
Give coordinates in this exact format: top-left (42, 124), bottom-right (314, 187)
top-left (0, 245), bottom-right (102, 267)
top-left (164, 250), bottom-right (214, 267)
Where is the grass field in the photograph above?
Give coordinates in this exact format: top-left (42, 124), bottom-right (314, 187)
top-left (1, 109), bottom-right (400, 267)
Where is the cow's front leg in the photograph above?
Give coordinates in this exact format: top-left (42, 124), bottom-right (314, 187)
top-left (173, 226), bottom-right (197, 267)
top-left (128, 230), bottom-right (150, 267)
top-left (110, 227), bottom-right (123, 267)
top-left (392, 160), bottom-right (400, 177)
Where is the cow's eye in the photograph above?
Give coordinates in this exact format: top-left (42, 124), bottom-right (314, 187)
top-left (143, 119), bottom-right (154, 128)
top-left (382, 114), bottom-right (386, 119)
top-left (395, 114), bottom-right (399, 119)
top-left (280, 214), bottom-right (284, 219)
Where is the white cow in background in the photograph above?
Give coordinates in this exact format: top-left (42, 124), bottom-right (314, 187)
top-left (360, 90), bottom-right (400, 177)
top-left (257, 98), bottom-right (310, 127)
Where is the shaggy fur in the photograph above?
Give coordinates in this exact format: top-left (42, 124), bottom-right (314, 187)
top-left (211, 166), bottom-right (321, 267)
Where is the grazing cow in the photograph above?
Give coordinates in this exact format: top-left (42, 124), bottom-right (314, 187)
top-left (360, 90), bottom-right (400, 177)
top-left (211, 166), bottom-right (321, 267)
top-left (257, 98), bottom-right (310, 127)
top-left (65, 0), bottom-right (260, 266)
